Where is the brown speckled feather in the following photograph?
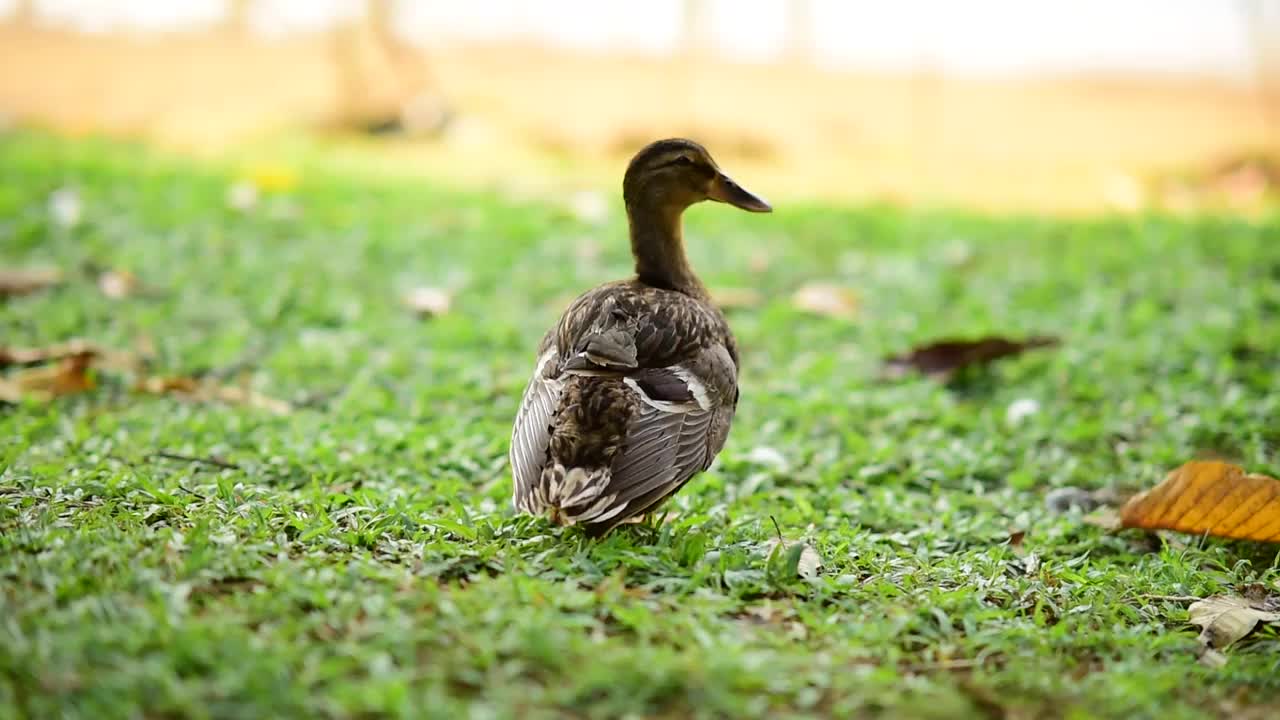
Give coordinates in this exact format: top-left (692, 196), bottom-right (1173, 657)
top-left (509, 137), bottom-right (767, 535)
top-left (511, 281), bottom-right (738, 533)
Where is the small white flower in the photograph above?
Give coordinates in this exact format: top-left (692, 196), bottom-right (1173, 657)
top-left (1005, 397), bottom-right (1040, 425)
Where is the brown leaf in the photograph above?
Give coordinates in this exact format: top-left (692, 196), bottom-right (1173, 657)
top-left (791, 283), bottom-right (859, 319)
top-left (884, 336), bottom-right (1059, 378)
top-left (0, 351), bottom-right (96, 403)
top-left (0, 268), bottom-right (63, 298)
top-left (0, 340), bottom-right (101, 369)
top-left (134, 375), bottom-right (292, 415)
top-left (1119, 461), bottom-right (1280, 542)
top-left (1187, 593), bottom-right (1280, 663)
top-left (402, 287), bottom-right (453, 317)
top-left (0, 341), bottom-right (139, 377)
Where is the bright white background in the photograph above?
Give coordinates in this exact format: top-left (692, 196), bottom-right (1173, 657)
top-left (5, 0), bottom-right (1272, 79)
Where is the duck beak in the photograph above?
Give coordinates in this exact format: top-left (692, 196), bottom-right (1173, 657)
top-left (708, 173), bottom-right (772, 212)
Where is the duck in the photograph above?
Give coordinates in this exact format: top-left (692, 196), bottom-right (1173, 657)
top-left (509, 138), bottom-right (771, 535)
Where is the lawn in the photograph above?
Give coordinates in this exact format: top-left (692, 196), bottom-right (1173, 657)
top-left (2, 131), bottom-right (1279, 719)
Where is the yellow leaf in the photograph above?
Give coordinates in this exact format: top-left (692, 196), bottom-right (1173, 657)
top-left (1120, 461), bottom-right (1280, 542)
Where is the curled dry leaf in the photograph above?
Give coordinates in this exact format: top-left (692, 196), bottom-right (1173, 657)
top-left (1187, 592), bottom-right (1280, 665)
top-left (1120, 461), bottom-right (1280, 542)
top-left (764, 538), bottom-right (823, 579)
top-left (884, 336), bottom-right (1059, 379)
top-left (134, 376), bottom-right (293, 416)
top-left (0, 267), bottom-right (63, 298)
top-left (402, 287), bottom-right (453, 317)
top-left (791, 283), bottom-right (859, 319)
top-left (0, 351), bottom-right (96, 403)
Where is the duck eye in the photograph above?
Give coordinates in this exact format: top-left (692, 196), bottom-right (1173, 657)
top-left (674, 155), bottom-right (694, 166)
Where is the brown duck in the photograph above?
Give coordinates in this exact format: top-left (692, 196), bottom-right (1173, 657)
top-left (509, 138), bottom-right (771, 535)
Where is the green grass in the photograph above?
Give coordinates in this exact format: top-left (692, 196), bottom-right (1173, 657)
top-left (2, 130), bottom-right (1279, 720)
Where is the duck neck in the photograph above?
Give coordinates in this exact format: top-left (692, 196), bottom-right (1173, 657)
top-left (626, 199), bottom-right (704, 296)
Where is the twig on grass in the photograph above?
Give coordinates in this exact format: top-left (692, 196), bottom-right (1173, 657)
top-left (150, 451), bottom-right (241, 471)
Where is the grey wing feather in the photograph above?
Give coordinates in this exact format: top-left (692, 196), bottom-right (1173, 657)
top-left (601, 341), bottom-right (739, 521)
top-left (510, 348), bottom-right (563, 511)
top-left (607, 404), bottom-right (718, 511)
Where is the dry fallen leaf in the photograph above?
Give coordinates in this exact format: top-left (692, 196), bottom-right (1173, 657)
top-left (1187, 592), bottom-right (1280, 665)
top-left (0, 340), bottom-right (103, 369)
top-left (97, 269), bottom-right (139, 299)
top-left (764, 538), bottom-right (823, 579)
top-left (0, 267), bottom-right (63, 298)
top-left (884, 336), bottom-right (1059, 378)
top-left (1120, 461), bottom-right (1280, 542)
top-left (0, 351), bottom-right (96, 403)
top-left (402, 287), bottom-right (453, 317)
top-left (134, 375), bottom-right (293, 416)
top-left (791, 283), bottom-right (859, 319)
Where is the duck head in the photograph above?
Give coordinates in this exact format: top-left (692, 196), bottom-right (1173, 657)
top-left (622, 138), bottom-right (770, 294)
top-left (622, 138), bottom-right (772, 215)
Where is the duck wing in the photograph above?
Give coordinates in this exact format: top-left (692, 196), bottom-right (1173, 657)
top-left (509, 334), bottom-right (564, 513)
top-left (512, 283), bottom-right (740, 531)
top-left (565, 287), bottom-right (738, 530)
top-left (599, 342), bottom-right (738, 527)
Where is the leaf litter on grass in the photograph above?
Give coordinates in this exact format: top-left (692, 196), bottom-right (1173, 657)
top-left (790, 282), bottom-right (860, 319)
top-left (0, 339), bottom-right (292, 414)
top-left (0, 349), bottom-right (97, 402)
top-left (884, 335), bottom-right (1060, 379)
top-left (0, 267), bottom-right (64, 298)
top-left (401, 286), bottom-right (454, 317)
top-left (7, 132), bottom-right (1280, 718)
top-left (1120, 461), bottom-right (1280, 543)
top-left (1187, 588), bottom-right (1280, 667)
top-left (133, 375), bottom-right (294, 416)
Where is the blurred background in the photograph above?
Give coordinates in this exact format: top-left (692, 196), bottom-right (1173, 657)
top-left (1, 0), bottom-right (1278, 213)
